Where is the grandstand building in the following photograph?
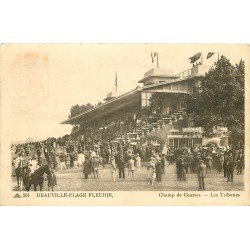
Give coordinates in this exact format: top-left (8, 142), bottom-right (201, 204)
top-left (61, 64), bottom-right (228, 148)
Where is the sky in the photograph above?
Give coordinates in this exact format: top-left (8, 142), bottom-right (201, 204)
top-left (1, 44), bottom-right (248, 142)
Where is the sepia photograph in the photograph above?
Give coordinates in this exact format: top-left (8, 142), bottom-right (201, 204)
top-left (1, 44), bottom-right (247, 198)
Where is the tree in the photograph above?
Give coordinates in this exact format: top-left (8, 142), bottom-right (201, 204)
top-left (68, 103), bottom-right (95, 118)
top-left (142, 92), bottom-right (185, 117)
top-left (186, 56), bottom-right (245, 146)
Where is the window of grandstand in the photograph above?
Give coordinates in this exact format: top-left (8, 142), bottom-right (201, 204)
top-left (179, 82), bottom-right (187, 90)
top-left (169, 139), bottom-right (173, 148)
top-left (163, 84), bottom-right (171, 90)
top-left (172, 83), bottom-right (178, 90)
top-left (193, 86), bottom-right (200, 95)
top-left (141, 92), bottom-right (152, 107)
top-left (187, 117), bottom-right (194, 127)
top-left (179, 101), bottom-right (186, 110)
top-left (188, 81), bottom-right (193, 91)
top-left (187, 138), bottom-right (193, 147)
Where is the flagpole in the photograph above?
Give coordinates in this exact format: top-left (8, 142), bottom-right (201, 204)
top-left (115, 71), bottom-right (118, 92)
top-left (157, 53), bottom-right (159, 68)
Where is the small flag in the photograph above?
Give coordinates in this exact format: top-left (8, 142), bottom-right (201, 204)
top-left (207, 52), bottom-right (215, 59)
top-left (151, 52), bottom-right (158, 63)
top-left (189, 52), bottom-right (202, 63)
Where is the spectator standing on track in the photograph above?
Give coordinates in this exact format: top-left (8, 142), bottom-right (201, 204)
top-left (198, 160), bottom-right (206, 190)
top-left (227, 154), bottom-right (235, 182)
top-left (147, 157), bottom-right (156, 186)
top-left (135, 153), bottom-right (141, 171)
top-left (59, 153), bottom-right (67, 170)
top-left (160, 154), bottom-right (166, 174)
top-left (155, 158), bottom-right (162, 182)
top-left (205, 154), bottom-right (213, 173)
top-left (83, 156), bottom-right (92, 179)
top-left (110, 155), bottom-right (117, 182)
top-left (47, 165), bottom-right (57, 191)
top-left (116, 151), bottom-right (125, 179)
top-left (66, 153), bottom-right (70, 169)
top-left (237, 153), bottom-right (244, 175)
top-left (92, 155), bottom-right (100, 179)
top-left (78, 151), bottom-right (85, 168)
top-left (128, 156), bottom-right (135, 181)
top-left (218, 152), bottom-right (224, 172)
top-left (55, 155), bottom-right (60, 170)
top-left (73, 152), bottom-right (78, 169)
top-left (223, 154), bottom-right (229, 178)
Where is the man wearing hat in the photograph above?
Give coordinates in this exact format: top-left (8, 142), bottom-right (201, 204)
top-left (91, 155), bottom-right (100, 179)
top-left (198, 160), bottom-right (206, 190)
top-left (115, 151), bottom-right (126, 179)
top-left (227, 154), bottom-right (235, 182)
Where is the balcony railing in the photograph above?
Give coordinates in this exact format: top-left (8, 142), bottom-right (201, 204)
top-left (174, 68), bottom-right (192, 79)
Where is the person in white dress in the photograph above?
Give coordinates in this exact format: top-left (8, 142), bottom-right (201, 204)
top-left (128, 156), bottom-right (135, 180)
top-left (135, 154), bottom-right (141, 171)
top-left (110, 156), bottom-right (117, 182)
top-left (147, 157), bottom-right (156, 186)
top-left (78, 152), bottom-right (85, 168)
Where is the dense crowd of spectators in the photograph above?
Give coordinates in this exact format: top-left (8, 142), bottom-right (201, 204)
top-left (11, 112), bottom-right (244, 190)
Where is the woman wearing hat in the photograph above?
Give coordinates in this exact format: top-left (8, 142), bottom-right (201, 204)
top-left (147, 157), bottom-right (156, 186)
top-left (135, 153), bottom-right (141, 171)
top-left (110, 155), bottom-right (117, 182)
top-left (128, 156), bottom-right (135, 181)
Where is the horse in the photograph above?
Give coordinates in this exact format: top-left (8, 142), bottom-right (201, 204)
top-left (22, 165), bottom-right (52, 191)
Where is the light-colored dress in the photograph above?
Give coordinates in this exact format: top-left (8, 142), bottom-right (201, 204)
top-left (128, 159), bottom-right (135, 171)
top-left (78, 153), bottom-right (85, 166)
top-left (148, 161), bottom-right (156, 180)
top-left (135, 156), bottom-right (141, 169)
top-left (110, 159), bottom-right (117, 173)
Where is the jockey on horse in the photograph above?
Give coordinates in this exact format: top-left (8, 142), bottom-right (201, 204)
top-left (28, 155), bottom-right (39, 182)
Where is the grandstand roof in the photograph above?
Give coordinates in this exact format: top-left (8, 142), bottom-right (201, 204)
top-left (142, 73), bottom-right (203, 91)
top-left (138, 68), bottom-right (178, 83)
top-left (61, 87), bottom-right (142, 125)
top-left (61, 65), bottom-right (209, 126)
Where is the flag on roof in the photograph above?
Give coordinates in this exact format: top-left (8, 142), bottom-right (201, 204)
top-left (206, 52), bottom-right (215, 59)
top-left (189, 52), bottom-right (202, 63)
top-left (151, 52), bottom-right (158, 63)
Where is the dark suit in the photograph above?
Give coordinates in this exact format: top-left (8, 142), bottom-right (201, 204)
top-left (156, 162), bottom-right (162, 181)
top-left (223, 158), bottom-right (229, 178)
top-left (227, 160), bottom-right (235, 182)
top-left (116, 153), bottom-right (125, 178)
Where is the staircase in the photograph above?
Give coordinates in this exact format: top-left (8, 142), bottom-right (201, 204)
top-left (117, 111), bottom-right (186, 145)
